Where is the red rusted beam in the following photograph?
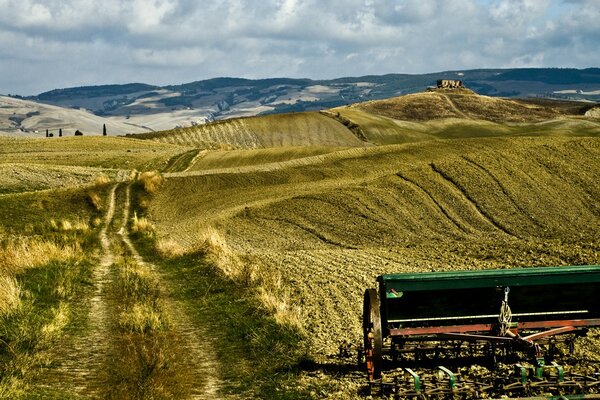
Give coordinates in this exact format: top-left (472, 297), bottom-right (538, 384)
top-left (521, 326), bottom-right (579, 341)
top-left (389, 323), bottom-right (493, 336)
top-left (517, 318), bottom-right (600, 330)
top-left (389, 318), bottom-right (600, 338)
top-left (436, 332), bottom-right (514, 343)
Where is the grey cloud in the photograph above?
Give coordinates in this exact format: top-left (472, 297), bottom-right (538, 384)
top-left (0, 0), bottom-right (598, 95)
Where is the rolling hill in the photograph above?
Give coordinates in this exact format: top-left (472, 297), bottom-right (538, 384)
top-left (0, 96), bottom-right (151, 137)
top-left (1, 82), bottom-right (599, 398)
top-left (4, 67), bottom-right (598, 134)
top-left (134, 89), bottom-right (600, 151)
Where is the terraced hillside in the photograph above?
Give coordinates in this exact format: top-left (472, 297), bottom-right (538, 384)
top-left (134, 112), bottom-right (366, 149)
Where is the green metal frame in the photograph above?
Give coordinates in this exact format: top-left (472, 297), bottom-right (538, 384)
top-left (379, 265), bottom-right (600, 292)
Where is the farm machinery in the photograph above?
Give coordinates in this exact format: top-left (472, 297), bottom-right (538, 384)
top-left (361, 265), bottom-right (600, 398)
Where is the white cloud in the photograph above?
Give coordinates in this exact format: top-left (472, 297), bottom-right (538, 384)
top-left (0, 0), bottom-right (598, 94)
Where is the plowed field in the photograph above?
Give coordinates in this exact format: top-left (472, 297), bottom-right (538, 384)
top-left (150, 136), bottom-right (600, 359)
top-left (136, 112), bottom-right (366, 149)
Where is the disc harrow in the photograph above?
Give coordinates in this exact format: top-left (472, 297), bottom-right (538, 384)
top-left (360, 265), bottom-right (600, 399)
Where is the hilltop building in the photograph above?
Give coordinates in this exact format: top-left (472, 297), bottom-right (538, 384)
top-left (437, 79), bottom-right (463, 89)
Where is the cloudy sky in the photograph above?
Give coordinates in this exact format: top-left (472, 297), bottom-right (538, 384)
top-left (0, 0), bottom-right (598, 95)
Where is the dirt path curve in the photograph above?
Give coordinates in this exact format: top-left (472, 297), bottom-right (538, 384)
top-left (442, 94), bottom-right (472, 119)
top-left (39, 182), bottom-right (120, 397)
top-left (118, 183), bottom-right (224, 400)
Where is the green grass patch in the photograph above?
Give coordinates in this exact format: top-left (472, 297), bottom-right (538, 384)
top-left (134, 238), bottom-right (313, 399)
top-left (0, 257), bottom-right (94, 399)
top-left (163, 149), bottom-right (200, 172)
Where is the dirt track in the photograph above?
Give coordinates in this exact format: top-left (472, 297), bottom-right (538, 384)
top-left (38, 181), bottom-right (224, 399)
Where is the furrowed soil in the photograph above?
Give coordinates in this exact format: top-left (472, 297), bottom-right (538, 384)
top-left (135, 112), bottom-right (368, 149)
top-left (150, 135), bottom-right (600, 397)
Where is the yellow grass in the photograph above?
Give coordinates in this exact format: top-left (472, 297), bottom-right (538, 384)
top-left (87, 190), bottom-right (103, 211)
top-left (138, 171), bottom-right (164, 194)
top-left (41, 302), bottom-right (69, 339)
top-left (0, 136), bottom-right (191, 170)
top-left (0, 236), bottom-right (82, 275)
top-left (136, 112), bottom-right (367, 149)
top-left (186, 146), bottom-right (343, 171)
top-left (119, 303), bottom-right (168, 333)
top-left (199, 227), bottom-right (304, 330)
top-left (93, 174), bottom-right (110, 185)
top-left (155, 238), bottom-right (185, 259)
top-left (48, 218), bottom-right (90, 232)
top-left (0, 275), bottom-right (21, 316)
top-left (131, 212), bottom-right (154, 236)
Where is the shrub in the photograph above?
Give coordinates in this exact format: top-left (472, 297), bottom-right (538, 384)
top-left (138, 171), bottom-right (163, 194)
top-left (131, 212), bottom-right (154, 236)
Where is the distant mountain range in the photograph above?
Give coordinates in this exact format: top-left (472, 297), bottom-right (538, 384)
top-left (4, 68), bottom-right (600, 134)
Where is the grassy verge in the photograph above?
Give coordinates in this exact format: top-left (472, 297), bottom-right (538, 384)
top-left (0, 240), bottom-right (95, 398)
top-left (106, 256), bottom-right (178, 400)
top-left (0, 180), bottom-right (109, 398)
top-left (129, 178), bottom-right (314, 399)
top-left (137, 247), bottom-right (314, 399)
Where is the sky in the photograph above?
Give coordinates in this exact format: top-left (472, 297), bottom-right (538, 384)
top-left (0, 0), bottom-right (598, 95)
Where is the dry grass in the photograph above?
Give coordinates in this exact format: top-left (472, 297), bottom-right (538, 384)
top-left (0, 163), bottom-right (114, 195)
top-left (48, 218), bottom-right (90, 233)
top-left (199, 227), bottom-right (305, 330)
top-left (155, 238), bottom-right (185, 259)
top-left (0, 136), bottom-right (190, 170)
top-left (40, 302), bottom-right (69, 339)
top-left (0, 274), bottom-right (21, 316)
top-left (0, 236), bottom-right (82, 275)
top-left (135, 112), bottom-right (366, 149)
top-left (355, 91), bottom-right (570, 123)
top-left (87, 190), bottom-right (103, 211)
top-left (119, 303), bottom-right (168, 334)
top-left (116, 259), bottom-right (168, 334)
top-left (137, 171), bottom-right (164, 194)
top-left (186, 146), bottom-right (342, 171)
top-left (151, 136), bottom-right (600, 357)
top-left (131, 212), bottom-right (154, 236)
top-left (93, 174), bottom-right (111, 186)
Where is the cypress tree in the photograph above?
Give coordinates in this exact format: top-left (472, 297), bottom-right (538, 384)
top-left (46, 129), bottom-right (48, 138)
top-left (103, 124), bottom-right (107, 136)
top-left (59, 128), bottom-right (62, 137)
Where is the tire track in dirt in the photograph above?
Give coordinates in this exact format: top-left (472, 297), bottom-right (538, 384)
top-left (442, 94), bottom-right (472, 119)
top-left (460, 155), bottom-right (545, 230)
top-left (429, 162), bottom-right (518, 237)
top-left (39, 183), bottom-right (120, 398)
top-left (117, 183), bottom-right (224, 400)
top-left (395, 171), bottom-right (470, 235)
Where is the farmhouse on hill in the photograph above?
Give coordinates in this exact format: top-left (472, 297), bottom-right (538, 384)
top-left (437, 79), bottom-right (463, 89)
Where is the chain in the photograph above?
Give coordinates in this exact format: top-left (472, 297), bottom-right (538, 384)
top-left (498, 287), bottom-right (512, 336)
